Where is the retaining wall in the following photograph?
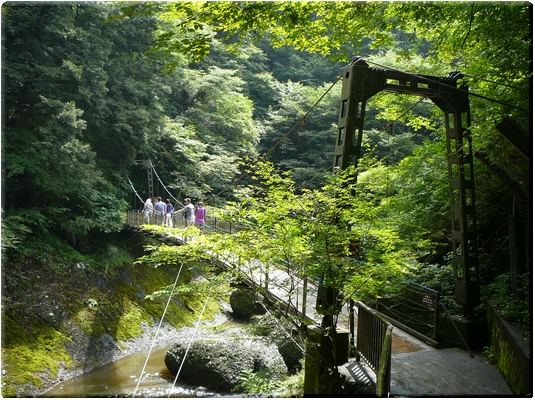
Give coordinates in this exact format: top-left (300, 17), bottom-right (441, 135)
top-left (487, 301), bottom-right (531, 395)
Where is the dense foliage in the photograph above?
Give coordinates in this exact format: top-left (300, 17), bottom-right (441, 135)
top-left (1, 2), bottom-right (531, 394)
top-left (4, 0), bottom-right (531, 322)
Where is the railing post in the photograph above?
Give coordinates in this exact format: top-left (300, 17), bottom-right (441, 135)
top-left (301, 277), bottom-right (308, 319)
top-left (355, 301), bottom-right (392, 396)
top-left (434, 291), bottom-right (440, 342)
top-left (376, 324), bottom-right (392, 397)
top-left (349, 299), bottom-right (355, 356)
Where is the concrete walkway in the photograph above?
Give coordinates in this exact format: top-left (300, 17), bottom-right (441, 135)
top-left (211, 245), bottom-right (514, 397)
top-left (340, 327), bottom-right (513, 397)
top-left (389, 328), bottom-right (512, 397)
top-left (262, 266), bottom-right (513, 396)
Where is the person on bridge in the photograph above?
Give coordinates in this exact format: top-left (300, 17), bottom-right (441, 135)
top-left (165, 199), bottom-right (174, 227)
top-left (173, 198), bottom-right (195, 227)
top-left (142, 198), bottom-right (153, 224)
top-left (154, 197), bottom-right (166, 225)
top-left (195, 202), bottom-right (206, 230)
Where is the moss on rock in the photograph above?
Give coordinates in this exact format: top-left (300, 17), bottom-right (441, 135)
top-left (1, 238), bottom-right (226, 397)
top-left (1, 312), bottom-right (73, 397)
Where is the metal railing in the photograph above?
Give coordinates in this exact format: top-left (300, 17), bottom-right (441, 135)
top-left (355, 301), bottom-right (392, 397)
top-left (374, 280), bottom-right (440, 346)
top-left (125, 210), bottom-right (247, 233)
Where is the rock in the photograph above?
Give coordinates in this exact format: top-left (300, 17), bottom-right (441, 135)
top-left (277, 336), bottom-right (303, 371)
top-left (164, 327), bottom-right (287, 392)
top-left (229, 285), bottom-right (265, 318)
top-left (248, 313), bottom-right (305, 372)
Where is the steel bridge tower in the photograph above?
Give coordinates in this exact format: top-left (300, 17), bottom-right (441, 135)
top-left (333, 57), bottom-right (483, 343)
top-left (134, 160), bottom-right (154, 200)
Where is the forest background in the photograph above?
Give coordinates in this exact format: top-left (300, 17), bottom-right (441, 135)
top-left (1, 1), bottom-right (531, 396)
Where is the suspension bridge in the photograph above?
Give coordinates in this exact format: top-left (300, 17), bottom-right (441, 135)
top-left (121, 58), bottom-right (526, 396)
top-left (125, 160), bottom-right (241, 234)
top-left (122, 158), bottom-right (511, 398)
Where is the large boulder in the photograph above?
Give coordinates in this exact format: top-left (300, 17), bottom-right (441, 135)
top-left (164, 327), bottom-right (287, 392)
top-left (229, 284), bottom-right (265, 318)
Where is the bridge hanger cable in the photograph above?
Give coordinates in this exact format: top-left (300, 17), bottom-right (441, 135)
top-left (133, 263), bottom-right (184, 398)
top-left (150, 160), bottom-right (185, 208)
top-left (362, 58), bottom-right (529, 113)
top-left (211, 73), bottom-right (344, 201)
top-left (168, 287), bottom-right (214, 398)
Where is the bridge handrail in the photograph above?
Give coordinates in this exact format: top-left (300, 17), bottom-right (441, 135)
top-left (125, 210), bottom-right (250, 233)
top-left (372, 279), bottom-right (440, 346)
top-left (355, 300), bottom-right (392, 397)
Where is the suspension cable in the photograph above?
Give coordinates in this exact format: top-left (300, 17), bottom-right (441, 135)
top-left (298, 96), bottom-right (427, 189)
top-left (210, 74), bottom-right (343, 201)
top-left (150, 160), bottom-right (184, 208)
top-left (127, 173), bottom-right (145, 204)
top-left (362, 58), bottom-right (529, 113)
top-left (168, 288), bottom-right (213, 398)
top-left (463, 73), bottom-right (522, 91)
top-left (133, 263), bottom-right (184, 398)
top-left (265, 74), bottom-right (343, 158)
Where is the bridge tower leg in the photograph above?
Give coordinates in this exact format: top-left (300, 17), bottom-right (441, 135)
top-left (135, 159), bottom-right (154, 199)
top-left (146, 162), bottom-right (154, 199)
top-left (330, 59), bottom-right (484, 346)
top-left (333, 57), bottom-right (384, 173)
top-left (432, 92), bottom-right (481, 318)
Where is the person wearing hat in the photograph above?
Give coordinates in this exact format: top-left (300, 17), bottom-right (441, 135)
top-left (173, 198), bottom-right (195, 226)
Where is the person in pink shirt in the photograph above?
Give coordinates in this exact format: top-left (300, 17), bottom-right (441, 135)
top-left (195, 202), bottom-right (206, 229)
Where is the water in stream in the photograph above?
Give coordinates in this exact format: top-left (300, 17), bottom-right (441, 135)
top-left (43, 346), bottom-right (242, 398)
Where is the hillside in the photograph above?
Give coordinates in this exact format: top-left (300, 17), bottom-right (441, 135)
top-left (1, 232), bottom-right (222, 397)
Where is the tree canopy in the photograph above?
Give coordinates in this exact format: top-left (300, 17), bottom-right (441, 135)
top-left (2, 2), bottom-right (531, 396)
top-left (2, 1), bottom-right (530, 332)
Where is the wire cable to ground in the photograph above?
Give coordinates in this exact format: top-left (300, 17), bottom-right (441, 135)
top-left (132, 263), bottom-right (184, 398)
top-left (167, 287), bottom-right (214, 398)
top-left (260, 304), bottom-right (305, 353)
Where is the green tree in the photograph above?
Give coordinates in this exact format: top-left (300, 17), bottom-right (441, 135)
top-left (259, 80), bottom-right (341, 188)
top-left (139, 159), bottom-right (411, 393)
top-left (130, 63), bottom-right (261, 203)
top-left (388, 140), bottom-right (451, 263)
top-left (2, 3), bottom-right (162, 247)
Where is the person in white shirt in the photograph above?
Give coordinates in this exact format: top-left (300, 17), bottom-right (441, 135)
top-left (173, 198), bottom-right (195, 226)
top-left (142, 198), bottom-right (153, 224)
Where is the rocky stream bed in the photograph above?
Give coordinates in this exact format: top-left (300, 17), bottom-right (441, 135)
top-left (31, 311), bottom-right (234, 397)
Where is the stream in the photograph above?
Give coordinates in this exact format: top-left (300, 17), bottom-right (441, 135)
top-left (42, 346), bottom-right (242, 398)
